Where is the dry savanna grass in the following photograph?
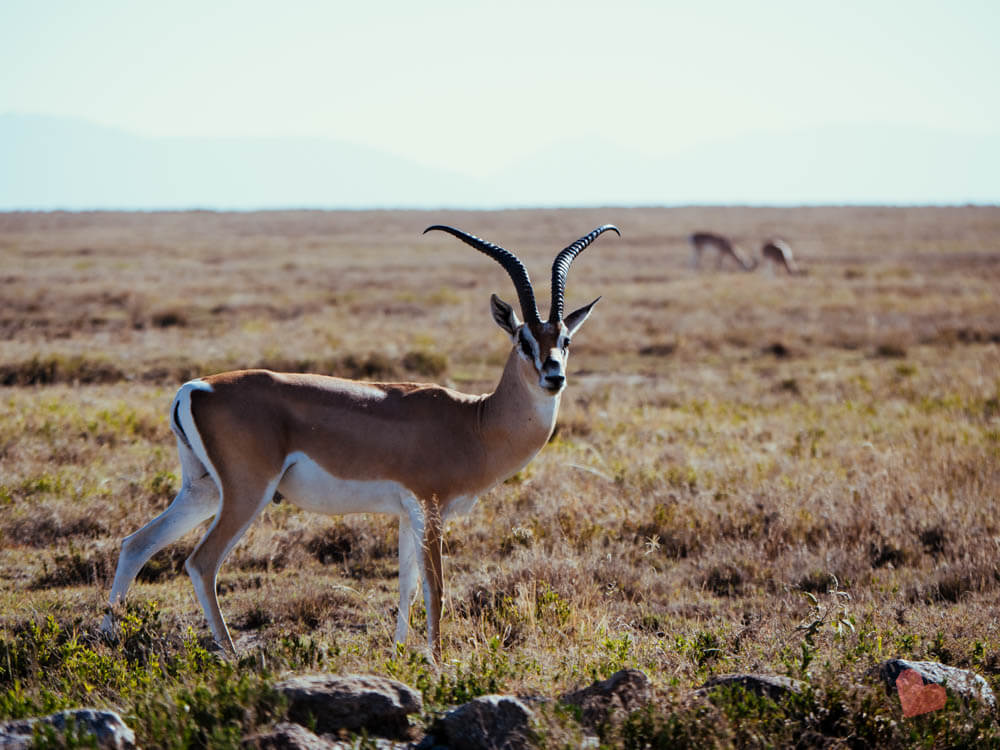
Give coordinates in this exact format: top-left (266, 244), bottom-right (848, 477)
top-left (1, 206), bottom-right (999, 747)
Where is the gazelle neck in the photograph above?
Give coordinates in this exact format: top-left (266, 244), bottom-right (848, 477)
top-left (478, 348), bottom-right (561, 473)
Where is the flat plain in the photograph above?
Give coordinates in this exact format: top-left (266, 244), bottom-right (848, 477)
top-left (1, 206), bottom-right (999, 747)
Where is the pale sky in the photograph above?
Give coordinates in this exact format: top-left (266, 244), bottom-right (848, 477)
top-left (1, 0), bottom-right (998, 204)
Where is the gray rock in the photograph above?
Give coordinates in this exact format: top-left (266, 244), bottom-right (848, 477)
top-left (242, 722), bottom-right (340, 749)
top-left (0, 709), bottom-right (135, 749)
top-left (868, 659), bottom-right (996, 708)
top-left (438, 694), bottom-right (536, 750)
top-left (274, 674), bottom-right (422, 740)
top-left (695, 673), bottom-right (806, 701)
top-left (560, 668), bottom-right (652, 730)
top-left (242, 721), bottom-right (418, 750)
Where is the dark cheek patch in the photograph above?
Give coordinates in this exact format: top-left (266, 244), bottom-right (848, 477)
top-left (520, 336), bottom-right (534, 359)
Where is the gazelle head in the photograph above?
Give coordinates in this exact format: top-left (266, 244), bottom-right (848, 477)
top-left (424, 224), bottom-right (620, 395)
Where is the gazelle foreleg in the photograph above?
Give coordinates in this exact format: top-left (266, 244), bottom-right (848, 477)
top-left (399, 495), bottom-right (445, 659)
top-left (690, 244), bottom-right (702, 270)
top-left (395, 513), bottom-right (421, 645)
top-left (421, 502), bottom-right (445, 661)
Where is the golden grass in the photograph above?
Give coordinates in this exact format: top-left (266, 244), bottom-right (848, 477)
top-left (1, 207), bottom-right (999, 744)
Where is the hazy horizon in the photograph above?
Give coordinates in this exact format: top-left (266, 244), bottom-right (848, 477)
top-left (2, 1), bottom-right (998, 208)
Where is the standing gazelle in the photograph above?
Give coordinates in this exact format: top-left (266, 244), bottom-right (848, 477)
top-left (760, 238), bottom-right (803, 275)
top-left (102, 224), bottom-right (619, 660)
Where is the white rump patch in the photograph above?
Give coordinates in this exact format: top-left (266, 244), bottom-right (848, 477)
top-left (173, 379), bottom-right (223, 500)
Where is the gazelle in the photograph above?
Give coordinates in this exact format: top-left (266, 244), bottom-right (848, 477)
top-left (101, 223), bottom-right (619, 660)
top-left (688, 231), bottom-right (756, 271)
top-left (760, 238), bottom-right (803, 275)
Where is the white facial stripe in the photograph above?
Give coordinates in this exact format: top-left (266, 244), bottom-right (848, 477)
top-left (542, 347), bottom-right (564, 369)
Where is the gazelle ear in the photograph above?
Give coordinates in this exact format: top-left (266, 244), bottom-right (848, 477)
top-left (491, 294), bottom-right (521, 338)
top-left (563, 296), bottom-right (600, 337)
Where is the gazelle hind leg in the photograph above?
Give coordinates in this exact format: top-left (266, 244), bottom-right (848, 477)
top-left (102, 441), bottom-right (218, 633)
top-left (184, 474), bottom-right (278, 653)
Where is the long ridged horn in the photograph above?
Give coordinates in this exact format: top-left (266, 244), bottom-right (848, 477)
top-left (424, 225), bottom-right (541, 325)
top-left (549, 225), bottom-right (620, 322)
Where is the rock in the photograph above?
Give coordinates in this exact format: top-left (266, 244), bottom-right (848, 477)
top-left (868, 659), bottom-right (996, 708)
top-left (242, 721), bottom-right (417, 750)
top-left (436, 694), bottom-right (535, 750)
top-left (0, 709), bottom-right (135, 749)
top-left (694, 673), bottom-right (805, 701)
top-left (559, 668), bottom-right (652, 731)
top-left (242, 722), bottom-right (340, 749)
top-left (274, 674), bottom-right (422, 740)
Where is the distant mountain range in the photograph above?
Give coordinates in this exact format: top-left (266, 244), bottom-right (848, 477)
top-left (1, 114), bottom-right (997, 209)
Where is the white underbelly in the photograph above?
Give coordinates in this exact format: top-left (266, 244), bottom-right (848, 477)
top-left (277, 451), bottom-right (412, 516)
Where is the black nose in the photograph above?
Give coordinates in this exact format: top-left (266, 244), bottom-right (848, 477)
top-left (544, 374), bottom-right (565, 390)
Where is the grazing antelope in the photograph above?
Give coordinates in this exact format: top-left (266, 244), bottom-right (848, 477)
top-left (760, 238), bottom-right (802, 275)
top-left (688, 232), bottom-right (757, 271)
top-left (101, 224), bottom-right (619, 660)
top-left (688, 231), bottom-right (757, 272)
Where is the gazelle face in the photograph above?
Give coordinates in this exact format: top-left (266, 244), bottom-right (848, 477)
top-left (491, 293), bottom-right (598, 397)
top-left (516, 321), bottom-right (571, 395)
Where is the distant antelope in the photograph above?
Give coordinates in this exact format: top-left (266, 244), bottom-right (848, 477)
top-left (760, 238), bottom-right (802, 275)
top-left (688, 231), bottom-right (756, 271)
top-left (101, 224), bottom-right (619, 660)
